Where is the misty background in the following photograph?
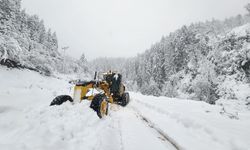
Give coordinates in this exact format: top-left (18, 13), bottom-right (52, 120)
top-left (21, 0), bottom-right (249, 60)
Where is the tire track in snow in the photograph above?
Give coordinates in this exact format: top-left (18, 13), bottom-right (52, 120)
top-left (132, 98), bottom-right (223, 145)
top-left (108, 105), bottom-right (169, 150)
top-left (93, 105), bottom-right (125, 150)
top-left (110, 105), bottom-right (125, 150)
top-left (129, 106), bottom-right (182, 150)
top-left (117, 119), bottom-right (125, 150)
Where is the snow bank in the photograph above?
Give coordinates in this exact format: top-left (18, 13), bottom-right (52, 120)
top-left (0, 66), bottom-right (72, 149)
top-left (0, 67), bottom-right (126, 150)
top-left (130, 92), bottom-right (250, 150)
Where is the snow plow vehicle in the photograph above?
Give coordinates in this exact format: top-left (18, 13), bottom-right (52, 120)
top-left (50, 71), bottom-right (130, 118)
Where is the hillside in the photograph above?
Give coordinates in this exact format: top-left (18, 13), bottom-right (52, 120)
top-left (0, 0), bottom-right (87, 75)
top-left (90, 22), bottom-right (250, 105)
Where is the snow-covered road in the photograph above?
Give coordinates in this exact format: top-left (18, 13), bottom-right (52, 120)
top-left (1, 67), bottom-right (250, 150)
top-left (0, 67), bottom-right (178, 150)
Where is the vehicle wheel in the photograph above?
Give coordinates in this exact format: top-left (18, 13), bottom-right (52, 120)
top-left (90, 94), bottom-right (109, 118)
top-left (50, 95), bottom-right (73, 106)
top-left (121, 92), bottom-right (130, 107)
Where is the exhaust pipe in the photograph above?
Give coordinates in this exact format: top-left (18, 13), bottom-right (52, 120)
top-left (94, 71), bottom-right (97, 80)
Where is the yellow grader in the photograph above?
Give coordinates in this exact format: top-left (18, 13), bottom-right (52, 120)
top-left (50, 71), bottom-right (130, 118)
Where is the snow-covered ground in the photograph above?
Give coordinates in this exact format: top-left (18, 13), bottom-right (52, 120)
top-left (1, 66), bottom-right (250, 150)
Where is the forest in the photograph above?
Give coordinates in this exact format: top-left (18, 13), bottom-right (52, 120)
top-left (1, 0), bottom-right (250, 104)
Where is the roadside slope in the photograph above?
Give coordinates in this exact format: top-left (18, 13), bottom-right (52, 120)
top-left (130, 92), bottom-right (250, 150)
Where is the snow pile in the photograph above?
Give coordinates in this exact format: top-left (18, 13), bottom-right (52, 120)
top-left (0, 66), bottom-right (74, 149)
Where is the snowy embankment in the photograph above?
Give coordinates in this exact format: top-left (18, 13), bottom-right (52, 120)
top-left (131, 93), bottom-right (250, 150)
top-left (1, 67), bottom-right (250, 150)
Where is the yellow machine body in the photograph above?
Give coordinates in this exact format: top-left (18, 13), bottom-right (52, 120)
top-left (51, 71), bottom-right (129, 118)
top-left (73, 85), bottom-right (93, 102)
top-left (73, 80), bottom-right (114, 103)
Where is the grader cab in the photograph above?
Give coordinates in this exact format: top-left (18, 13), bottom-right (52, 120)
top-left (50, 71), bottom-right (130, 118)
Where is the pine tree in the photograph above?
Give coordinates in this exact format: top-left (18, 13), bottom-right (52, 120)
top-left (38, 20), bottom-right (46, 44)
top-left (77, 53), bottom-right (88, 74)
top-left (27, 15), bottom-right (40, 41)
top-left (51, 32), bottom-right (58, 50)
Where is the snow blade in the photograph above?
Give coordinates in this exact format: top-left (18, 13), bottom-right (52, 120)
top-left (50, 95), bottom-right (73, 106)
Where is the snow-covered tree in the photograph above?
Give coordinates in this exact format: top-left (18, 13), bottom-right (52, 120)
top-left (245, 3), bottom-right (250, 15)
top-left (27, 15), bottom-right (40, 41)
top-left (78, 53), bottom-right (88, 73)
top-left (191, 58), bottom-right (218, 104)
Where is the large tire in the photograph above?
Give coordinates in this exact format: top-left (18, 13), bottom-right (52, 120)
top-left (121, 92), bottom-right (130, 107)
top-left (90, 94), bottom-right (109, 118)
top-left (0, 59), bottom-right (21, 68)
top-left (50, 95), bottom-right (73, 106)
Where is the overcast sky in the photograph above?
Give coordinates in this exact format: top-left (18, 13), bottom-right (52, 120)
top-left (22, 0), bottom-right (249, 60)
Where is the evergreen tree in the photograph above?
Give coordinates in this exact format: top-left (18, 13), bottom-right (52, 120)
top-left (51, 32), bottom-right (58, 50)
top-left (38, 20), bottom-right (46, 44)
top-left (78, 53), bottom-right (88, 73)
top-left (27, 15), bottom-right (40, 41)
